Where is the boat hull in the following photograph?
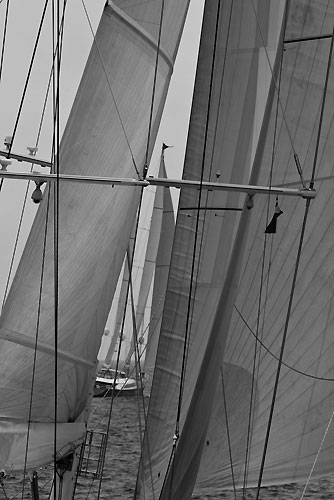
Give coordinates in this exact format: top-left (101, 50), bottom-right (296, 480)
top-left (93, 377), bottom-right (142, 398)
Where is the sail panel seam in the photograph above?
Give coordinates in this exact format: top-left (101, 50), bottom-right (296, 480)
top-left (107, 1), bottom-right (174, 72)
top-left (0, 327), bottom-right (95, 368)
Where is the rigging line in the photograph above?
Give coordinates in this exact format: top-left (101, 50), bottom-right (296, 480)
top-left (161, 2), bottom-right (224, 497)
top-left (209, 0), bottom-right (233, 176)
top-left (127, 251), bottom-right (145, 443)
top-left (144, 0), bottom-right (165, 172)
top-left (0, 0), bottom-right (9, 200)
top-left (255, 200), bottom-right (312, 500)
top-left (127, 253), bottom-right (156, 500)
top-left (52, 0), bottom-right (65, 494)
top-left (97, 188), bottom-right (144, 496)
top-left (96, 246), bottom-right (137, 499)
top-left (234, 303), bottom-right (334, 382)
top-left (300, 408), bottom-right (334, 500)
top-left (174, 0), bottom-right (223, 437)
top-left (0, 0), bottom-right (9, 82)
top-left (309, 23), bottom-right (334, 188)
top-left (81, 0), bottom-right (139, 178)
top-left (7, 0), bottom-right (50, 157)
top-left (241, 243), bottom-right (267, 499)
top-left (183, 0), bottom-right (234, 347)
top-left (220, 366), bottom-right (237, 500)
top-left (249, 0), bottom-right (306, 186)
top-left (243, 12), bottom-right (288, 494)
top-left (1, 60), bottom-right (54, 310)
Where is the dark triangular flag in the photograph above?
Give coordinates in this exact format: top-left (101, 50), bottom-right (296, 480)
top-left (265, 203), bottom-right (283, 234)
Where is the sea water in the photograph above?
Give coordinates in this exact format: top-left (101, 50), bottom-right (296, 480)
top-left (4, 397), bottom-right (334, 499)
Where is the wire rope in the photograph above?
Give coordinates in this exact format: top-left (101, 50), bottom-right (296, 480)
top-left (160, 2), bottom-right (223, 498)
top-left (51, 0), bottom-right (67, 495)
top-left (0, 0), bottom-right (9, 193)
top-left (234, 304), bottom-right (334, 383)
top-left (97, 182), bottom-right (145, 498)
top-left (241, 5), bottom-right (288, 494)
top-left (20, 186), bottom-right (52, 500)
top-left (144, 0), bottom-right (165, 174)
top-left (220, 366), bottom-right (237, 500)
top-left (80, 0), bottom-right (139, 178)
top-left (300, 408), bottom-right (334, 499)
top-left (254, 17), bottom-right (334, 500)
top-left (249, 0), bottom-right (305, 186)
top-left (1, 63), bottom-right (54, 309)
top-left (0, 0), bottom-right (9, 83)
top-left (7, 0), bottom-right (49, 157)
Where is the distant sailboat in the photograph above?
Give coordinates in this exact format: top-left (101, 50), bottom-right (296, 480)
top-left (1, 0), bottom-right (334, 500)
top-left (95, 146), bottom-right (173, 397)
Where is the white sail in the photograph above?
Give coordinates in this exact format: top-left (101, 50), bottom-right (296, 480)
top-left (124, 147), bottom-right (170, 369)
top-left (207, 0), bottom-right (334, 491)
top-left (137, 1), bottom-right (286, 498)
top-left (0, 0), bottom-right (190, 472)
top-left (143, 152), bottom-right (175, 394)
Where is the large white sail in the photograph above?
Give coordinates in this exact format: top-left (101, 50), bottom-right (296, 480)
top-left (124, 148), bottom-right (170, 370)
top-left (137, 1), bottom-right (286, 498)
top-left (143, 152), bottom-right (175, 395)
top-left (203, 0), bottom-right (334, 491)
top-left (0, 0), bottom-right (189, 472)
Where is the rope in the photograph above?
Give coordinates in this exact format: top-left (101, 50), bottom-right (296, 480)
top-left (250, 0), bottom-right (307, 187)
top-left (254, 16), bottom-right (334, 498)
top-left (81, 0), bottom-right (139, 178)
top-left (160, 2), bottom-right (223, 497)
top-left (309, 23), bottom-right (334, 188)
top-left (7, 0), bottom-right (50, 156)
top-left (20, 188), bottom-right (52, 499)
top-left (255, 199), bottom-right (312, 500)
top-left (220, 366), bottom-right (237, 500)
top-left (144, 0), bottom-right (165, 174)
top-left (300, 408), bottom-right (334, 499)
top-left (234, 304), bottom-right (334, 382)
top-left (0, 0), bottom-right (9, 82)
top-left (51, 0), bottom-right (66, 495)
top-left (0, 0), bottom-right (18, 194)
top-left (97, 185), bottom-right (145, 498)
top-left (242, 5), bottom-right (288, 492)
top-left (1, 4), bottom-right (59, 310)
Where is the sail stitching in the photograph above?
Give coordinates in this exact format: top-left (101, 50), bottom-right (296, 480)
top-left (108, 1), bottom-right (173, 71)
top-left (250, 0), bottom-right (307, 187)
top-left (220, 366), bottom-right (238, 500)
top-left (144, 0), bottom-right (165, 175)
top-left (300, 408), bottom-right (334, 499)
top-left (160, 1), bottom-right (224, 497)
top-left (21, 176), bottom-right (52, 500)
top-left (81, 0), bottom-right (140, 178)
top-left (242, 5), bottom-right (288, 492)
